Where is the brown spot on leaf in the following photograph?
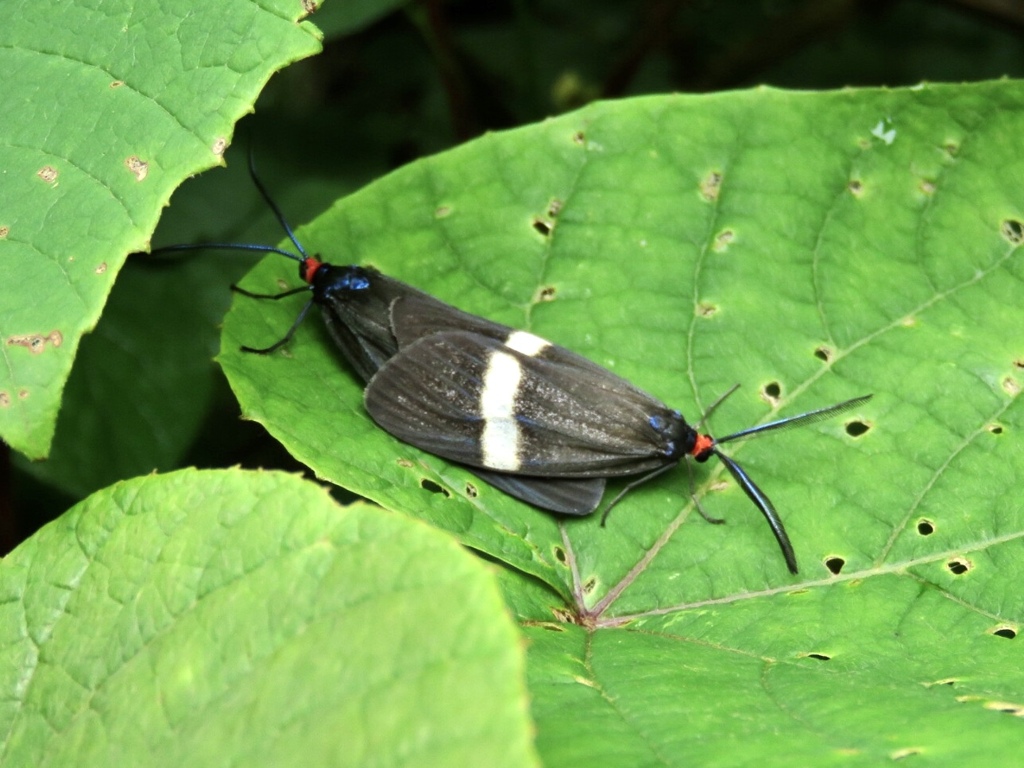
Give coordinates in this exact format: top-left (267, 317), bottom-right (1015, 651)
top-left (38, 166), bottom-right (58, 184)
top-left (536, 285), bottom-right (557, 302)
top-left (696, 301), bottom-right (717, 318)
top-left (0, 226), bottom-right (8, 239)
top-left (919, 179), bottom-right (936, 195)
top-left (301, 0), bottom-right (318, 14)
top-left (212, 137), bottom-right (227, 157)
top-left (712, 229), bottom-right (734, 252)
top-left (8, 330), bottom-right (63, 354)
top-left (983, 700), bottom-right (1024, 716)
top-left (126, 156), bottom-right (148, 181)
top-left (848, 179), bottom-right (863, 197)
top-left (397, 458), bottom-right (414, 468)
top-left (548, 199), bottom-right (563, 217)
top-left (95, 262), bottom-right (107, 275)
top-left (18, 390), bottom-right (28, 400)
top-left (465, 482), bottom-right (478, 498)
top-left (435, 205), bottom-right (452, 219)
top-left (110, 80), bottom-right (124, 88)
top-left (700, 171), bottom-right (722, 201)
top-left (0, 392), bottom-right (9, 407)
top-left (572, 130), bottom-right (586, 145)
top-left (891, 747), bottom-right (922, 760)
top-left (1004, 377), bottom-right (1021, 397)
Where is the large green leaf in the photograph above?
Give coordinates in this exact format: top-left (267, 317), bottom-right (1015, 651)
top-left (0, 469), bottom-right (538, 768)
top-left (0, 0), bottom-right (321, 458)
top-left (221, 82), bottom-right (1024, 761)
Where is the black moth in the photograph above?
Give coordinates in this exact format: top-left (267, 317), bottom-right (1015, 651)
top-left (179, 158), bottom-right (871, 575)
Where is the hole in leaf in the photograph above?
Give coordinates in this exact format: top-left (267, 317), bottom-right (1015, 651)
top-left (992, 626), bottom-right (1017, 640)
top-left (572, 130), bottom-right (586, 145)
top-left (947, 558), bottom-right (970, 575)
top-left (845, 420), bottom-right (869, 437)
top-left (1001, 219), bottom-right (1024, 245)
top-left (916, 519), bottom-right (935, 536)
top-left (537, 285), bottom-right (557, 302)
top-left (814, 345), bottom-right (833, 362)
top-left (762, 381), bottom-right (781, 401)
top-left (824, 557), bottom-right (845, 575)
top-left (420, 478), bottom-right (450, 497)
top-left (465, 482), bottom-right (478, 498)
top-left (848, 179), bottom-right (863, 196)
top-left (988, 424), bottom-right (1003, 435)
top-left (532, 218), bottom-right (553, 237)
top-left (1014, 359), bottom-right (1024, 370)
top-left (805, 653), bottom-right (831, 661)
top-left (553, 546), bottom-right (567, 564)
top-left (582, 576), bottom-right (597, 595)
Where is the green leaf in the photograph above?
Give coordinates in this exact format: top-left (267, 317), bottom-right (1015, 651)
top-left (0, 468), bottom-right (538, 768)
top-left (0, 0), bottom-right (322, 458)
top-left (221, 82), bottom-right (1024, 760)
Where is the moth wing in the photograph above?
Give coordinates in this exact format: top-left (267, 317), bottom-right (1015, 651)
top-left (467, 470), bottom-right (606, 516)
top-left (364, 330), bottom-right (679, 477)
top-left (390, 293), bottom-right (517, 349)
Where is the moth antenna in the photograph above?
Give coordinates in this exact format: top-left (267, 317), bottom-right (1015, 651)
top-left (247, 147), bottom-right (309, 260)
top-left (716, 394), bottom-right (872, 446)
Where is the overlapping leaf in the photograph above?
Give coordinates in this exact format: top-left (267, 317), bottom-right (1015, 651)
top-left (0, 0), bottom-right (321, 457)
top-left (222, 83), bottom-right (1024, 762)
top-left (0, 469), bottom-right (538, 768)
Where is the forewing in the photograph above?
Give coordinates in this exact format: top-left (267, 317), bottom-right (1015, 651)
top-left (468, 469), bottom-right (606, 516)
top-left (363, 331), bottom-right (680, 477)
top-left (389, 293), bottom-right (517, 349)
